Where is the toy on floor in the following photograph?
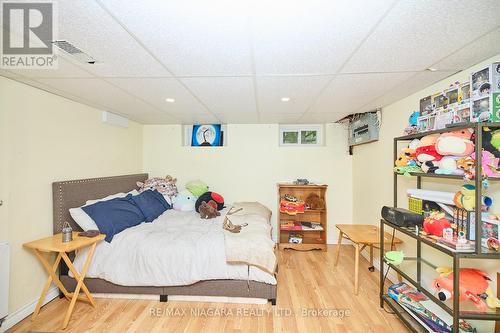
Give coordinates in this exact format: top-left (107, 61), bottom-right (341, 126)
top-left (433, 267), bottom-right (500, 311)
top-left (172, 190), bottom-right (197, 211)
top-left (435, 129), bottom-right (475, 157)
top-left (195, 191), bottom-right (224, 212)
top-left (186, 180), bottom-right (209, 197)
top-left (454, 184), bottom-right (492, 211)
top-left (305, 193), bottom-right (325, 210)
top-left (423, 211), bottom-right (451, 237)
top-left (137, 175), bottom-right (178, 200)
top-left (199, 200), bottom-right (220, 219)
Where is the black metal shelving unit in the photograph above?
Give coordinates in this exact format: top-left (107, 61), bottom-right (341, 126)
top-left (380, 122), bottom-right (500, 333)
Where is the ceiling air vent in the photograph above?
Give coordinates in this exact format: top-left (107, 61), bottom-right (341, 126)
top-left (52, 40), bottom-right (97, 64)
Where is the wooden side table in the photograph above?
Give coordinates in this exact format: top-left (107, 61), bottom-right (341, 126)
top-left (24, 232), bottom-right (105, 329)
top-left (334, 224), bottom-right (402, 295)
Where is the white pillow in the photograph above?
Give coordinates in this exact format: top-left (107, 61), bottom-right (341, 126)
top-left (69, 190), bottom-right (139, 231)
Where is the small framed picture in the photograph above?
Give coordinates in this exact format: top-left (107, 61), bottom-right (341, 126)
top-left (471, 97), bottom-right (490, 122)
top-left (191, 124), bottom-right (222, 147)
top-left (420, 96), bottom-right (432, 115)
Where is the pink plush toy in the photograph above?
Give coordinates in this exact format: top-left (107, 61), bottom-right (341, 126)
top-left (482, 150), bottom-right (500, 178)
top-left (435, 129), bottom-right (474, 157)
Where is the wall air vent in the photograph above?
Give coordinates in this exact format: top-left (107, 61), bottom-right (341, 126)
top-left (52, 40), bottom-right (97, 64)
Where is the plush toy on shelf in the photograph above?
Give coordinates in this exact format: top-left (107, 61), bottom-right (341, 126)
top-left (483, 128), bottom-right (500, 158)
top-left (453, 184), bottom-right (492, 212)
top-left (481, 150), bottom-right (500, 178)
top-left (404, 111), bottom-right (420, 135)
top-left (435, 128), bottom-right (475, 157)
top-left (415, 134), bottom-right (442, 163)
top-left (433, 267), bottom-right (500, 311)
top-left (457, 156), bottom-right (475, 180)
top-left (435, 156), bottom-right (464, 175)
top-left (423, 211), bottom-right (451, 237)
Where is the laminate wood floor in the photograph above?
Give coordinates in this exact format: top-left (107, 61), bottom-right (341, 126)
top-left (8, 245), bottom-right (409, 333)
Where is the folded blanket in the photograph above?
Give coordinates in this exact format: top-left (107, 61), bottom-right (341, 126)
top-left (223, 202), bottom-right (277, 274)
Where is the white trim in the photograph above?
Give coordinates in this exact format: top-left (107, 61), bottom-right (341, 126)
top-left (0, 287), bottom-right (59, 333)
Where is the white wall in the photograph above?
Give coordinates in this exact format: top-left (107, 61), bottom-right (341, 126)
top-left (0, 77), bottom-right (143, 316)
top-left (143, 123), bottom-right (353, 243)
top-left (352, 54), bottom-right (500, 332)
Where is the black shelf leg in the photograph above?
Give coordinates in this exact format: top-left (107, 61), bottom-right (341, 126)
top-left (452, 256), bottom-right (460, 333)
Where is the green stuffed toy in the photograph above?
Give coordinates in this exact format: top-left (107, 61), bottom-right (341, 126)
top-left (384, 251), bottom-right (404, 266)
top-left (186, 180), bottom-right (209, 197)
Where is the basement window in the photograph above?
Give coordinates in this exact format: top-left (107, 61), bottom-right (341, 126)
top-left (279, 124), bottom-right (323, 146)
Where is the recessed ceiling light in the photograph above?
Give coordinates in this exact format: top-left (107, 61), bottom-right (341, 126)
top-left (426, 67), bottom-right (437, 72)
top-left (281, 97), bottom-right (290, 102)
top-left (165, 98), bottom-right (175, 103)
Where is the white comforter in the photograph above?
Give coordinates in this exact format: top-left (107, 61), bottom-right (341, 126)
top-left (71, 208), bottom-right (277, 286)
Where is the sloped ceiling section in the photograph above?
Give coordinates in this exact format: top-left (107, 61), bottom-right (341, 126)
top-left (2, 0), bottom-right (500, 124)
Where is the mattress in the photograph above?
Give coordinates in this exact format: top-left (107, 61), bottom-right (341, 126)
top-left (71, 207), bottom-right (277, 286)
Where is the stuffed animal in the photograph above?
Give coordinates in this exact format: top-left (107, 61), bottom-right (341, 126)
top-left (454, 184), bottom-right (493, 212)
top-left (199, 200), bottom-right (220, 219)
top-left (137, 175), bottom-right (178, 201)
top-left (435, 129), bottom-right (474, 157)
top-left (195, 192), bottom-right (224, 212)
top-left (404, 111), bottom-right (420, 135)
top-left (457, 156), bottom-right (475, 180)
top-left (423, 211), bottom-right (451, 237)
top-left (415, 134), bottom-right (442, 163)
top-left (435, 156), bottom-right (464, 175)
top-left (305, 193), bottom-right (325, 210)
top-left (482, 150), bottom-right (500, 178)
top-left (393, 165), bottom-right (422, 176)
top-left (186, 180), bottom-right (209, 197)
top-left (483, 128), bottom-right (500, 158)
top-left (433, 267), bottom-right (500, 311)
top-left (172, 190), bottom-right (197, 211)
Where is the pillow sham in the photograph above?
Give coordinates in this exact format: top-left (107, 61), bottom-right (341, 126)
top-left (129, 190), bottom-right (171, 222)
top-left (69, 190), bottom-right (140, 231)
top-left (82, 197), bottom-right (145, 242)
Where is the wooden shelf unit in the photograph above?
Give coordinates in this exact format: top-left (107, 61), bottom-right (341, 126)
top-left (277, 183), bottom-right (327, 251)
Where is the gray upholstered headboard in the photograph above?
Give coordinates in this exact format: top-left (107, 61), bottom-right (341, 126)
top-left (52, 173), bottom-right (148, 234)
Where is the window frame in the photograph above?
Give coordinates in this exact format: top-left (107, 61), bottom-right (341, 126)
top-left (279, 124), bottom-right (324, 147)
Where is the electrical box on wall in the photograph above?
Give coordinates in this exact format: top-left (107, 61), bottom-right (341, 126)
top-left (348, 112), bottom-right (380, 147)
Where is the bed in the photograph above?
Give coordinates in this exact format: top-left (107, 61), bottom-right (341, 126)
top-left (52, 174), bottom-right (277, 304)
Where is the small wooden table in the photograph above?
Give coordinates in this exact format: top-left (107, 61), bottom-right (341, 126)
top-left (24, 232), bottom-right (105, 329)
top-left (335, 224), bottom-right (402, 295)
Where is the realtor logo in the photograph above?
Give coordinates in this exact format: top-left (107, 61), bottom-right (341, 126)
top-left (1, 1), bottom-right (57, 68)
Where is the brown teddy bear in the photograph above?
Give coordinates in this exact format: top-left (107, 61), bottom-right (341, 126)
top-left (199, 200), bottom-right (220, 219)
top-left (305, 193), bottom-right (325, 210)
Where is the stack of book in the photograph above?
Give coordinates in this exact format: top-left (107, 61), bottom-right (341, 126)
top-left (388, 282), bottom-right (475, 333)
top-left (437, 237), bottom-right (475, 252)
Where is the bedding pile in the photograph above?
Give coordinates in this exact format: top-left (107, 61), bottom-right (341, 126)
top-left (71, 205), bottom-right (277, 286)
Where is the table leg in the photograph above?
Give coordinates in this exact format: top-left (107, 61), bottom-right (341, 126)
top-left (62, 243), bottom-right (97, 329)
top-left (32, 252), bottom-right (63, 320)
top-left (354, 243), bottom-right (360, 295)
top-left (61, 252), bottom-right (96, 307)
top-left (33, 250), bottom-right (71, 301)
top-left (335, 231), bottom-right (343, 267)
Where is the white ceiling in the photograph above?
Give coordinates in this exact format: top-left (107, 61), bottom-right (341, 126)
top-left (1, 0), bottom-right (500, 124)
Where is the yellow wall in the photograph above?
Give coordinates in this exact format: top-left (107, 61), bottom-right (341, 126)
top-left (352, 54), bottom-right (500, 331)
top-left (0, 76), bottom-right (143, 314)
top-left (142, 123), bottom-right (353, 243)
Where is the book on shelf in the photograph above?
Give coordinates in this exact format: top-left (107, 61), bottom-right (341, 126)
top-left (388, 282), bottom-right (476, 333)
top-left (280, 221), bottom-right (323, 231)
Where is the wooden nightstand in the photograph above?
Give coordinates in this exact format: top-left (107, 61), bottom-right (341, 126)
top-left (24, 232), bottom-right (105, 329)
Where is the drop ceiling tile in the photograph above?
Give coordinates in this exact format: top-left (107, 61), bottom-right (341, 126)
top-left (99, 0), bottom-right (253, 76)
top-left (108, 78), bottom-right (208, 116)
top-left (342, 0), bottom-right (500, 73)
top-left (433, 27), bottom-right (500, 71)
top-left (252, 0), bottom-right (395, 74)
top-left (56, 1), bottom-right (171, 77)
top-left (310, 72), bottom-right (415, 114)
top-left (6, 56), bottom-right (94, 78)
top-left (215, 113), bottom-right (259, 124)
top-left (176, 113), bottom-right (220, 125)
top-left (257, 76), bottom-right (332, 114)
top-left (34, 78), bottom-right (176, 122)
top-left (180, 77), bottom-right (257, 115)
top-left (358, 70), bottom-right (457, 112)
top-left (259, 113), bottom-right (302, 123)
top-left (299, 112), bottom-right (349, 123)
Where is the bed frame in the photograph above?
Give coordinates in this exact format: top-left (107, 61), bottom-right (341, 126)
top-left (52, 174), bottom-right (277, 304)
